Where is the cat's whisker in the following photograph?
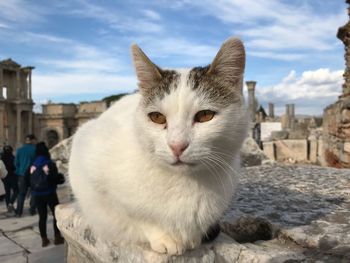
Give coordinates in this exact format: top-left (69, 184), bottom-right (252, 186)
top-left (200, 157), bottom-right (235, 207)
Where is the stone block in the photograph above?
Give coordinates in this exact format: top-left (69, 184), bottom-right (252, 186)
top-left (288, 129), bottom-right (308, 140)
top-left (27, 245), bottom-right (66, 263)
top-left (260, 122), bottom-right (282, 141)
top-left (342, 109), bottom-right (350, 123)
top-left (56, 203), bottom-right (306, 263)
top-left (280, 115), bottom-right (290, 130)
top-left (263, 142), bottom-right (275, 160)
top-left (309, 140), bottom-right (318, 163)
top-left (0, 253), bottom-right (27, 263)
top-left (55, 164), bottom-right (350, 262)
top-left (344, 142), bottom-right (350, 153)
top-left (6, 229), bottom-right (43, 253)
top-left (274, 140), bottom-right (308, 162)
top-left (270, 131), bottom-right (289, 140)
top-left (240, 137), bottom-right (268, 167)
top-left (0, 235), bottom-right (24, 257)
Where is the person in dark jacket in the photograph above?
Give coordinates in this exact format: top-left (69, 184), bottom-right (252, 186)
top-left (29, 142), bottom-right (64, 247)
top-left (1, 145), bottom-right (18, 212)
top-left (15, 134), bottom-right (37, 217)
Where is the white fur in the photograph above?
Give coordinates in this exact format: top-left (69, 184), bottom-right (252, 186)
top-left (69, 69), bottom-right (248, 255)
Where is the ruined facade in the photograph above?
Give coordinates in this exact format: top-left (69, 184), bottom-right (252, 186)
top-left (0, 59), bottom-right (34, 147)
top-left (322, 0), bottom-right (350, 168)
top-left (38, 101), bottom-right (108, 148)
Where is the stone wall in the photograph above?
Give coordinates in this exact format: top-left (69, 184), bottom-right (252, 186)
top-left (323, 99), bottom-right (350, 168)
top-left (262, 138), bottom-right (323, 165)
top-left (322, 1), bottom-right (350, 168)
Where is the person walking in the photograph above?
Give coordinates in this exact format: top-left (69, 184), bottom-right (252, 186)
top-left (15, 134), bottom-right (37, 217)
top-left (29, 142), bottom-right (64, 247)
top-left (0, 158), bottom-right (8, 204)
top-left (1, 146), bottom-right (18, 212)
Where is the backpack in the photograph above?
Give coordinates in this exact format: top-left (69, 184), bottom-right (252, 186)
top-left (30, 164), bottom-right (50, 191)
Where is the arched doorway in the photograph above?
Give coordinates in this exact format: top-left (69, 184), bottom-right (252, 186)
top-left (46, 130), bottom-right (59, 148)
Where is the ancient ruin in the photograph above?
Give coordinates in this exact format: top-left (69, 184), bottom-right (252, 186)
top-left (0, 59), bottom-right (34, 147)
top-left (244, 78), bottom-right (324, 165)
top-left (322, 0), bottom-right (350, 168)
top-left (38, 101), bottom-right (107, 148)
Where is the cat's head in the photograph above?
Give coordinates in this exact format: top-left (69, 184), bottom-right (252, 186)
top-left (132, 37), bottom-right (248, 172)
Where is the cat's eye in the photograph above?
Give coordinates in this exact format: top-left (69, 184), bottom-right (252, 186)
top-left (149, 112), bottom-right (166, 124)
top-left (194, 110), bottom-right (216, 123)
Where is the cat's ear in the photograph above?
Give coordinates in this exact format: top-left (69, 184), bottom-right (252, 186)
top-left (131, 44), bottom-right (162, 91)
top-left (207, 37), bottom-right (245, 89)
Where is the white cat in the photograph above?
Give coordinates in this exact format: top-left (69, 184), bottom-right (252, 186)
top-left (69, 37), bottom-right (248, 255)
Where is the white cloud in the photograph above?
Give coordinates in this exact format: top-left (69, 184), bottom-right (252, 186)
top-left (70, 1), bottom-right (163, 33)
top-left (161, 0), bottom-right (347, 58)
top-left (253, 68), bottom-right (344, 115)
top-left (133, 36), bottom-right (218, 66)
top-left (249, 51), bottom-right (305, 61)
top-left (258, 68), bottom-right (343, 100)
top-left (25, 32), bottom-right (72, 44)
top-left (17, 32), bottom-right (128, 74)
top-left (0, 22), bottom-right (9, 29)
top-left (32, 72), bottom-right (136, 99)
top-left (0, 0), bottom-right (46, 23)
top-left (142, 10), bottom-right (161, 20)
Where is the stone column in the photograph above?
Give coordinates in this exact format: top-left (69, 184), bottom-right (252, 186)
top-left (268, 103), bottom-right (274, 119)
top-left (28, 70), bottom-right (32, 100)
top-left (0, 111), bottom-right (4, 142)
top-left (28, 111), bottom-right (33, 135)
top-left (16, 107), bottom-right (21, 146)
top-left (0, 69), bottom-right (3, 99)
top-left (246, 81), bottom-right (257, 122)
top-left (16, 70), bottom-right (20, 99)
top-left (283, 104), bottom-right (291, 130)
top-left (289, 104), bottom-right (295, 118)
top-left (289, 104), bottom-right (295, 130)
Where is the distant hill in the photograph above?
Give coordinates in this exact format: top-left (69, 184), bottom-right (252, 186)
top-left (102, 93), bottom-right (129, 107)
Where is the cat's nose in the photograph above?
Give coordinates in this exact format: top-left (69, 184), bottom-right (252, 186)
top-left (169, 142), bottom-right (189, 157)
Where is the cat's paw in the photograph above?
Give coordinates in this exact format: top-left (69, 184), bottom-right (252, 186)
top-left (150, 234), bottom-right (184, 255)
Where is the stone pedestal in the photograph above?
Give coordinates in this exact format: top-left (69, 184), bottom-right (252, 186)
top-left (56, 165), bottom-right (350, 262)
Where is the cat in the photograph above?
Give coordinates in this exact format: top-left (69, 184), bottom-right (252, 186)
top-left (69, 37), bottom-right (248, 255)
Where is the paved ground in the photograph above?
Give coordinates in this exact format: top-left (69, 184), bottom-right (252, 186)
top-left (0, 184), bottom-right (70, 263)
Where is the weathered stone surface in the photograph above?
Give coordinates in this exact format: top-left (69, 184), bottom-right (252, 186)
top-left (274, 139), bottom-right (308, 162)
top-left (28, 245), bottom-right (66, 263)
top-left (240, 137), bottom-right (268, 167)
top-left (309, 139), bottom-right (318, 163)
top-left (270, 130), bottom-right (288, 140)
top-left (262, 141), bottom-right (275, 160)
top-left (0, 253), bottom-right (27, 263)
top-left (57, 164), bottom-right (350, 262)
top-left (288, 129), bottom-right (308, 140)
top-left (260, 122), bottom-right (281, 141)
top-left (344, 142), bottom-right (350, 153)
top-left (0, 235), bottom-right (24, 256)
top-left (323, 97), bottom-right (350, 168)
top-left (225, 164), bottom-right (350, 261)
top-left (50, 137), bottom-right (73, 176)
top-left (317, 138), bottom-right (326, 165)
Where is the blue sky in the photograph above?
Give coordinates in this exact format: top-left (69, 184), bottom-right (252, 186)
top-left (0, 0), bottom-right (348, 115)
